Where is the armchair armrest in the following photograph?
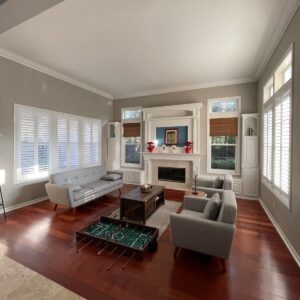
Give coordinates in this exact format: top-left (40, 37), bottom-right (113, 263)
top-left (196, 187), bottom-right (224, 198)
top-left (45, 183), bottom-right (72, 207)
top-left (196, 178), bottom-right (214, 188)
top-left (107, 171), bottom-right (123, 179)
top-left (183, 196), bottom-right (210, 212)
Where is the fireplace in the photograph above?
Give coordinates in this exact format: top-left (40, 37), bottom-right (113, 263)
top-left (158, 167), bottom-right (186, 183)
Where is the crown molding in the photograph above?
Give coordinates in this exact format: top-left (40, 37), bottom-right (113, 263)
top-left (255, 0), bottom-right (300, 79)
top-left (114, 77), bottom-right (256, 100)
top-left (0, 47), bottom-right (114, 100)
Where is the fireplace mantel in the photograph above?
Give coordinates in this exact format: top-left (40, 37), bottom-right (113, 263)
top-left (143, 152), bottom-right (201, 161)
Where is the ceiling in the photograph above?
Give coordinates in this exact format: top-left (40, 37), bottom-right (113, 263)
top-left (0, 0), bottom-right (299, 99)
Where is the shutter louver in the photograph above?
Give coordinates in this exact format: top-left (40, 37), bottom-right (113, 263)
top-left (83, 120), bottom-right (92, 166)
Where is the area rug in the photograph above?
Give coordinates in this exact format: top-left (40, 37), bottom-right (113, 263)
top-left (109, 200), bottom-right (181, 238)
top-left (0, 243), bottom-right (84, 300)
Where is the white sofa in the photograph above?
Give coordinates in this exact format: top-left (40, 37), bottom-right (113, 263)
top-left (45, 166), bottom-right (123, 209)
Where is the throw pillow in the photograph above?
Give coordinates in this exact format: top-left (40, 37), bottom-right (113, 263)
top-left (212, 175), bottom-right (224, 189)
top-left (203, 193), bottom-right (222, 220)
top-left (104, 174), bottom-right (122, 181)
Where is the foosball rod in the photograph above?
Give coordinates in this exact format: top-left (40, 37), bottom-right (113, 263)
top-left (122, 252), bottom-right (136, 270)
top-left (106, 249), bottom-right (127, 271)
top-left (70, 236), bottom-right (86, 248)
top-left (77, 238), bottom-right (94, 253)
top-left (97, 243), bottom-right (109, 256)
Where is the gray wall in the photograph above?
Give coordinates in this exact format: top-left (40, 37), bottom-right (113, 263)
top-left (0, 56), bottom-right (113, 208)
top-left (258, 7), bottom-right (300, 257)
top-left (114, 82), bottom-right (258, 174)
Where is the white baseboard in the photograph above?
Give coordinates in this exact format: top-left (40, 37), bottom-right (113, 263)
top-left (259, 198), bottom-right (300, 268)
top-left (0, 196), bottom-right (48, 215)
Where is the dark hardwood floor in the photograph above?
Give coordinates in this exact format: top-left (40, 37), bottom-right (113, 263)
top-left (0, 185), bottom-right (299, 299)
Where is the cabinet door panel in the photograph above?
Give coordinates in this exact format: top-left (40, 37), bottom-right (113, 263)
top-left (243, 169), bottom-right (259, 197)
top-left (243, 137), bottom-right (258, 167)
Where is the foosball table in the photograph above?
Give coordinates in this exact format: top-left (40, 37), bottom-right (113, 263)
top-left (75, 216), bottom-right (159, 270)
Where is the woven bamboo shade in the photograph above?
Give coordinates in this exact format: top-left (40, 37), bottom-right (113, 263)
top-left (123, 123), bottom-right (140, 137)
top-left (210, 117), bottom-right (238, 136)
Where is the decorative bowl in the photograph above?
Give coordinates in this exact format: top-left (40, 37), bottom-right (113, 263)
top-left (140, 184), bottom-right (152, 193)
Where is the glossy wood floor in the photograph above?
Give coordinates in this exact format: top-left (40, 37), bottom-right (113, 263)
top-left (0, 185), bottom-right (300, 300)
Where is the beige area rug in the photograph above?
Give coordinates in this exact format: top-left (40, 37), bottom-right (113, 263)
top-left (109, 200), bottom-right (181, 238)
top-left (0, 243), bottom-right (84, 300)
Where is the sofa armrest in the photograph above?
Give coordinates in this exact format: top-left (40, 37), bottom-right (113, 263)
top-left (183, 196), bottom-right (210, 212)
top-left (170, 213), bottom-right (235, 259)
top-left (107, 171), bottom-right (123, 179)
top-left (45, 183), bottom-right (71, 207)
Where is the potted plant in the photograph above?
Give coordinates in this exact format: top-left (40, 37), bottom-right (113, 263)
top-left (146, 141), bottom-right (155, 153)
top-left (184, 141), bottom-right (193, 154)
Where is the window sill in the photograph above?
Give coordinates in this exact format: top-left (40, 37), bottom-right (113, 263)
top-left (207, 168), bottom-right (240, 176)
top-left (261, 179), bottom-right (290, 210)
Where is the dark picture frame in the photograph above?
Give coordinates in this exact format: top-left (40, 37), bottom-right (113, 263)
top-left (165, 128), bottom-right (178, 145)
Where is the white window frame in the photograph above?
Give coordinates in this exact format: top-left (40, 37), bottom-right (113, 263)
top-left (14, 104), bottom-right (102, 184)
top-left (262, 44), bottom-right (293, 209)
top-left (207, 97), bottom-right (241, 175)
top-left (121, 107), bottom-right (142, 168)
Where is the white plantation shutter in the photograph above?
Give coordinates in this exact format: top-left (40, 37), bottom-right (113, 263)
top-left (57, 116), bottom-right (80, 170)
top-left (15, 105), bottom-right (50, 182)
top-left (263, 109), bottom-right (273, 181)
top-left (15, 104), bottom-right (101, 183)
top-left (274, 93), bottom-right (291, 196)
top-left (92, 120), bottom-right (101, 164)
top-left (83, 120), bottom-right (92, 166)
top-left (69, 119), bottom-right (79, 168)
top-left (57, 116), bottom-right (68, 169)
top-left (82, 119), bottom-right (101, 166)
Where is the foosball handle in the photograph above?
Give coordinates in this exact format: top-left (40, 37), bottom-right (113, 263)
top-left (149, 239), bottom-right (158, 252)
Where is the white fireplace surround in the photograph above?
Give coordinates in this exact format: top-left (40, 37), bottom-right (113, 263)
top-left (143, 153), bottom-right (201, 189)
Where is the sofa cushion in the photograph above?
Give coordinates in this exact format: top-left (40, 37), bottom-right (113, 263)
top-left (73, 188), bottom-right (95, 202)
top-left (49, 166), bottom-right (107, 186)
top-left (104, 174), bottom-right (122, 181)
top-left (212, 176), bottom-right (224, 189)
top-left (82, 179), bottom-right (122, 194)
top-left (203, 193), bottom-right (221, 220)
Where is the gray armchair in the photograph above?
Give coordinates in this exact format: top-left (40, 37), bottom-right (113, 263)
top-left (194, 174), bottom-right (233, 197)
top-left (170, 190), bottom-right (237, 269)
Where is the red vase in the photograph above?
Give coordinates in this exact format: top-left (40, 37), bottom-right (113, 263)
top-left (147, 142), bottom-right (155, 153)
top-left (184, 145), bottom-right (192, 154)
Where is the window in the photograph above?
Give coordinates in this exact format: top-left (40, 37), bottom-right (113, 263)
top-left (207, 97), bottom-right (240, 175)
top-left (15, 104), bottom-right (101, 183)
top-left (121, 107), bottom-right (142, 167)
top-left (262, 45), bottom-right (293, 208)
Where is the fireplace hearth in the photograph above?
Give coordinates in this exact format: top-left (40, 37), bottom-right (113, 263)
top-left (158, 167), bottom-right (186, 183)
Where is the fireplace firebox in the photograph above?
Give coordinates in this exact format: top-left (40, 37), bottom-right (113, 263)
top-left (158, 167), bottom-right (186, 183)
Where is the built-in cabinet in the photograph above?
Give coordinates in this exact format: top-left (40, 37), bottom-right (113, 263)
top-left (106, 122), bottom-right (121, 171)
top-left (241, 114), bottom-right (259, 198)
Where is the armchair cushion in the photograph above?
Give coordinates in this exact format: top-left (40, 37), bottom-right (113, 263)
top-left (203, 193), bottom-right (221, 220)
top-left (212, 176), bottom-right (224, 189)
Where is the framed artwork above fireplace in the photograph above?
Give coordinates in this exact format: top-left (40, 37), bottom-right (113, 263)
top-left (165, 128), bottom-right (178, 145)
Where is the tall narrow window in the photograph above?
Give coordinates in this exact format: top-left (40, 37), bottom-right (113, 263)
top-left (15, 105), bottom-right (50, 183)
top-left (207, 98), bottom-right (240, 175)
top-left (121, 107), bottom-right (142, 167)
top-left (262, 45), bottom-right (292, 207)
